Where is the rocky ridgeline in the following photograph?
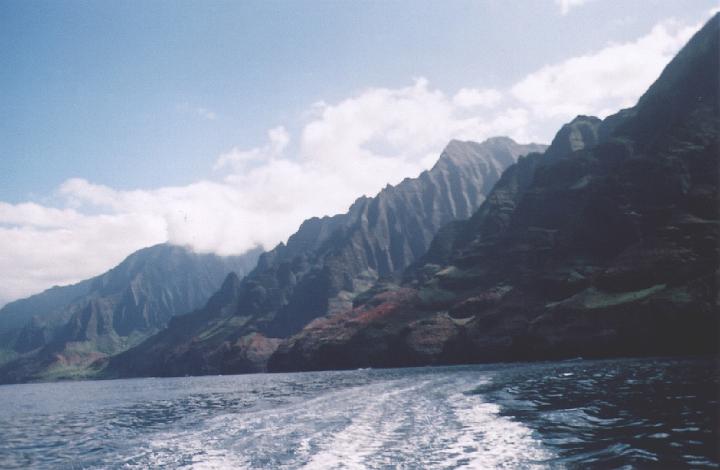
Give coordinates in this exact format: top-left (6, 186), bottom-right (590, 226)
top-left (105, 138), bottom-right (543, 378)
top-left (8, 14), bottom-right (717, 383)
top-left (269, 14), bottom-right (719, 372)
top-left (0, 244), bottom-right (261, 383)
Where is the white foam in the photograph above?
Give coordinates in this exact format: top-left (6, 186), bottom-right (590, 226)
top-left (118, 371), bottom-right (555, 469)
top-left (442, 393), bottom-right (554, 469)
top-left (300, 383), bottom-right (422, 469)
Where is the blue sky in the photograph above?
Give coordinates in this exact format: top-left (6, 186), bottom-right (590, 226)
top-left (2, 0), bottom-right (715, 201)
top-left (0, 0), bottom-right (717, 304)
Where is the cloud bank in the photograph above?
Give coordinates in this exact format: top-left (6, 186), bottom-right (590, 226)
top-left (0, 13), bottom-right (707, 305)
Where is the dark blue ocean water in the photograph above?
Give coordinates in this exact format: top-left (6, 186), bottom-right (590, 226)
top-left (0, 357), bottom-right (716, 469)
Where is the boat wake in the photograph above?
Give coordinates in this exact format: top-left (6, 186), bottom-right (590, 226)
top-left (121, 371), bottom-right (553, 469)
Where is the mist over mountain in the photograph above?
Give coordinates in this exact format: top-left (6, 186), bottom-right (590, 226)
top-left (104, 138), bottom-right (543, 378)
top-left (0, 244), bottom-right (261, 383)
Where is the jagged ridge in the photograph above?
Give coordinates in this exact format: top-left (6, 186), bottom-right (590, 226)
top-left (269, 13), bottom-right (720, 372)
top-left (0, 244), bottom-right (261, 383)
top-left (105, 137), bottom-right (545, 378)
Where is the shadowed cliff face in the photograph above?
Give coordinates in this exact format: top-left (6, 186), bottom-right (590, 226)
top-left (105, 138), bottom-right (544, 378)
top-left (260, 137), bottom-right (544, 337)
top-left (0, 244), bottom-right (261, 383)
top-left (269, 14), bottom-right (720, 373)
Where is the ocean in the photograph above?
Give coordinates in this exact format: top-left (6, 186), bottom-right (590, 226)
top-left (0, 356), bottom-right (716, 469)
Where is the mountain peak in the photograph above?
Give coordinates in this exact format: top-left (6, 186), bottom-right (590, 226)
top-left (542, 115), bottom-right (602, 162)
top-left (442, 136), bottom-right (516, 155)
top-left (0, 244), bottom-right (261, 383)
top-left (434, 136), bottom-right (546, 175)
top-left (103, 136), bottom-right (544, 377)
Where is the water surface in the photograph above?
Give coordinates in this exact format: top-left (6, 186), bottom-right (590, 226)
top-left (0, 357), bottom-right (716, 468)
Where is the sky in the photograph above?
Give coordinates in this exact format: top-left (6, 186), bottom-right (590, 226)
top-left (0, 0), bottom-right (718, 306)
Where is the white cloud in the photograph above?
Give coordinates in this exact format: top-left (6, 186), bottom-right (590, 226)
top-left (214, 126), bottom-right (289, 172)
top-left (512, 18), bottom-right (698, 118)
top-left (58, 79), bottom-right (534, 257)
top-left (453, 88), bottom-right (503, 109)
top-left (0, 211), bottom-right (166, 306)
top-left (555, 0), bottom-right (594, 15)
top-left (0, 202), bottom-right (83, 228)
top-left (0, 11), bottom-right (710, 306)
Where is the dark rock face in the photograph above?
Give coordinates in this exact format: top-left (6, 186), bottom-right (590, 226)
top-left (0, 281), bottom-right (94, 349)
top-left (261, 137), bottom-right (545, 337)
top-left (269, 14), bottom-right (720, 373)
top-left (0, 244), bottom-right (261, 383)
top-left (105, 138), bottom-right (543, 378)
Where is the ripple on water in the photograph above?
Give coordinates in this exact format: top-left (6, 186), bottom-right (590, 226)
top-left (0, 357), bottom-right (716, 469)
top-left (117, 374), bottom-right (555, 469)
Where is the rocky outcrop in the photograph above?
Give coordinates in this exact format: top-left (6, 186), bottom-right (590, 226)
top-left (105, 138), bottom-right (544, 378)
top-left (0, 244), bottom-right (261, 383)
top-left (269, 14), bottom-right (720, 372)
